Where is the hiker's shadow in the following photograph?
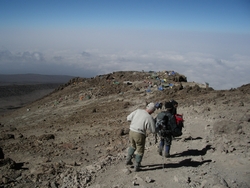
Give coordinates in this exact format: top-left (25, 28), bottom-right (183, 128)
top-left (140, 145), bottom-right (213, 171)
top-left (171, 144), bottom-right (213, 157)
top-left (15, 162), bottom-right (29, 170)
top-left (140, 158), bottom-right (212, 171)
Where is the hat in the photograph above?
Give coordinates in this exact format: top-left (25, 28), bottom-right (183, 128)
top-left (146, 102), bottom-right (155, 111)
top-left (165, 102), bottom-right (173, 109)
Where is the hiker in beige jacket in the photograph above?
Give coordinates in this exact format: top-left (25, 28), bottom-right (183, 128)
top-left (126, 102), bottom-right (156, 172)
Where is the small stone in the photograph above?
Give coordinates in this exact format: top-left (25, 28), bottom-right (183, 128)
top-left (132, 181), bottom-right (138, 186)
top-left (174, 176), bottom-right (179, 182)
top-left (145, 176), bottom-right (153, 183)
top-left (122, 168), bottom-right (131, 175)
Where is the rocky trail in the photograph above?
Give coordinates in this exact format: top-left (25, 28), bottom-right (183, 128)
top-left (89, 106), bottom-right (250, 188)
top-left (0, 71), bottom-right (249, 188)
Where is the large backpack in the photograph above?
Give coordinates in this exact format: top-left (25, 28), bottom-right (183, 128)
top-left (155, 111), bottom-right (171, 137)
top-left (155, 111), bottom-right (183, 137)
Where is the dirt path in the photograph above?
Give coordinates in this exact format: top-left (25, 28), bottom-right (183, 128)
top-left (88, 107), bottom-right (250, 188)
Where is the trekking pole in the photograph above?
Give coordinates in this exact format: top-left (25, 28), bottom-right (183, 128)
top-left (162, 154), bottom-right (164, 170)
top-left (162, 146), bottom-right (165, 170)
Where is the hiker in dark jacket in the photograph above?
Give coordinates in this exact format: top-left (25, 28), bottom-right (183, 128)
top-left (126, 102), bottom-right (156, 172)
top-left (156, 102), bottom-right (177, 158)
top-left (170, 99), bottom-right (178, 115)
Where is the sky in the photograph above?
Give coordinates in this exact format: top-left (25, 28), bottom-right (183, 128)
top-left (0, 0), bottom-right (250, 90)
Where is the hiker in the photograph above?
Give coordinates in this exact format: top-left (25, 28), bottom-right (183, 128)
top-left (170, 99), bottom-right (184, 131)
top-left (170, 99), bottom-right (178, 115)
top-left (126, 102), bottom-right (156, 172)
top-left (155, 102), bottom-right (163, 110)
top-left (156, 102), bottom-right (178, 158)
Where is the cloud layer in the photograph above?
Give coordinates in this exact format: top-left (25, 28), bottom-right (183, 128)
top-left (1, 49), bottom-right (249, 90)
top-left (1, 29), bottom-right (249, 90)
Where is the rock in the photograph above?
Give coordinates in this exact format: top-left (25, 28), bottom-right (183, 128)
top-left (145, 176), bottom-right (154, 183)
top-left (50, 181), bottom-right (59, 188)
top-left (174, 176), bottom-right (179, 182)
top-left (37, 134), bottom-right (55, 141)
top-left (123, 128), bottom-right (130, 135)
top-left (86, 165), bottom-right (97, 173)
top-left (200, 179), bottom-right (208, 187)
top-left (117, 129), bottom-right (125, 136)
top-left (212, 185), bottom-right (228, 188)
top-left (132, 180), bottom-right (138, 186)
top-left (16, 133), bottom-right (24, 138)
top-left (122, 168), bottom-right (131, 175)
top-left (0, 134), bottom-right (15, 140)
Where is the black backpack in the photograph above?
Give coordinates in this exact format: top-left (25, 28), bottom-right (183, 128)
top-left (155, 111), bottom-right (182, 137)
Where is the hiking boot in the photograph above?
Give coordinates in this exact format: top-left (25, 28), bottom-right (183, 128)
top-left (157, 148), bottom-right (163, 156)
top-left (134, 165), bottom-right (140, 172)
top-left (125, 160), bottom-right (133, 165)
top-left (164, 152), bottom-right (170, 158)
top-left (165, 145), bottom-right (171, 158)
top-left (134, 154), bottom-right (143, 172)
